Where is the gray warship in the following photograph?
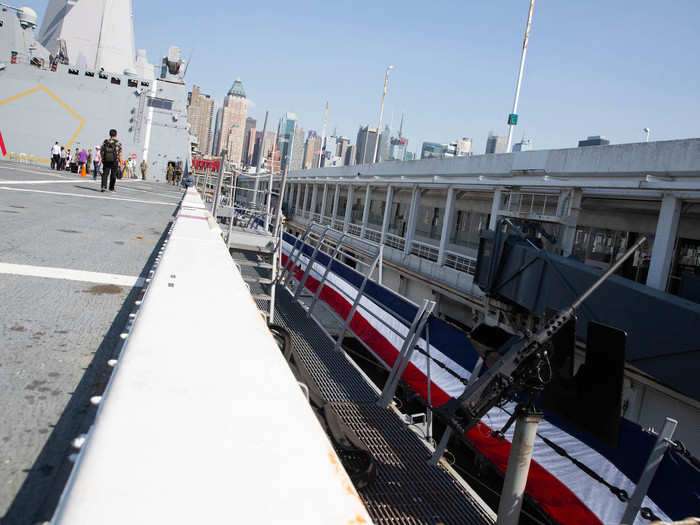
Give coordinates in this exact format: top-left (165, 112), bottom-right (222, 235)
top-left (0, 1), bottom-right (190, 181)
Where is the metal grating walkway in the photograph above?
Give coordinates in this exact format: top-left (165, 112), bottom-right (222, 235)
top-left (272, 288), bottom-right (494, 525)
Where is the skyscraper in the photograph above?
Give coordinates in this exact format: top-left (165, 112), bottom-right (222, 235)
top-left (485, 134), bottom-right (508, 154)
top-left (378, 125), bottom-right (392, 162)
top-left (387, 115), bottom-right (408, 161)
top-left (345, 145), bottom-right (356, 166)
top-left (356, 126), bottom-right (380, 165)
top-left (187, 85), bottom-right (216, 155)
top-left (336, 137), bottom-right (351, 163)
top-left (216, 78), bottom-right (248, 165)
top-left (303, 131), bottom-right (317, 169)
top-left (277, 112), bottom-right (298, 172)
top-left (453, 137), bottom-right (472, 156)
top-left (252, 130), bottom-right (277, 167)
top-left (322, 136), bottom-right (339, 166)
top-left (241, 117), bottom-right (257, 165)
top-left (421, 142), bottom-right (447, 159)
top-left (212, 108), bottom-right (223, 156)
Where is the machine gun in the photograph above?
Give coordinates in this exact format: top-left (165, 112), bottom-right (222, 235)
top-left (450, 224), bottom-right (645, 432)
top-left (434, 220), bottom-right (646, 524)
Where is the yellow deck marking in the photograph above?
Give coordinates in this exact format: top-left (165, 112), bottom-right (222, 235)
top-left (0, 85), bottom-right (86, 159)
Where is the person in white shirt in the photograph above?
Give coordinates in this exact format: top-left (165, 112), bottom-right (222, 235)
top-left (92, 146), bottom-right (101, 180)
top-left (50, 142), bottom-right (60, 170)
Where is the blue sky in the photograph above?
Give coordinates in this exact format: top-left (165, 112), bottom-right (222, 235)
top-left (26, 0), bottom-right (700, 154)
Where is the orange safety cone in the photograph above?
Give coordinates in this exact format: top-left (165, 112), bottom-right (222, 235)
top-left (80, 164), bottom-right (86, 177)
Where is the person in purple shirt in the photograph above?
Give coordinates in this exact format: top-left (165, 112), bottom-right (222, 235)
top-left (77, 148), bottom-right (88, 176)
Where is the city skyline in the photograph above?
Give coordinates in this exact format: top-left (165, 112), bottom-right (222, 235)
top-left (23, 0), bottom-right (700, 155)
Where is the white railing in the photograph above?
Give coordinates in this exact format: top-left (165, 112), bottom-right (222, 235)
top-left (347, 223), bottom-right (362, 236)
top-left (385, 232), bottom-right (406, 251)
top-left (410, 240), bottom-right (439, 262)
top-left (502, 191), bottom-right (559, 217)
top-left (311, 212), bottom-right (321, 222)
top-left (364, 228), bottom-right (382, 243)
top-left (445, 250), bottom-right (478, 275)
top-left (320, 216), bottom-right (332, 226)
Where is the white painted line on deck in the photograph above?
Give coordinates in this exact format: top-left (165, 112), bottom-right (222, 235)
top-left (0, 179), bottom-right (87, 184)
top-left (0, 186), bottom-right (176, 206)
top-left (0, 164), bottom-right (71, 177)
top-left (0, 262), bottom-right (145, 287)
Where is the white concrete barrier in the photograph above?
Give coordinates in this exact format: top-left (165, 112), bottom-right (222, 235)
top-left (52, 188), bottom-right (371, 524)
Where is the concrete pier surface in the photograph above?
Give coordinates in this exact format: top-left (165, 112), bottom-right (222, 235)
top-left (0, 162), bottom-right (182, 524)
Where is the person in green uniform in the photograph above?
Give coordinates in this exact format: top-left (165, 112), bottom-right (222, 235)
top-left (166, 163), bottom-right (174, 184)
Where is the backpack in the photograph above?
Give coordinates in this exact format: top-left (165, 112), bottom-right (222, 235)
top-left (103, 140), bottom-right (117, 163)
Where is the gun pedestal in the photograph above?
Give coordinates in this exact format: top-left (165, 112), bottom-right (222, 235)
top-left (496, 407), bottom-right (543, 525)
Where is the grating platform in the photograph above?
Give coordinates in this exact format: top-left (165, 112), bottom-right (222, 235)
top-left (272, 288), bottom-right (495, 525)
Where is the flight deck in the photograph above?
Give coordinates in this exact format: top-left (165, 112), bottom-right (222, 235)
top-left (0, 163), bottom-right (182, 523)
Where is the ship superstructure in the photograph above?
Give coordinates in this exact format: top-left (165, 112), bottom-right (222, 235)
top-left (0, 2), bottom-right (190, 180)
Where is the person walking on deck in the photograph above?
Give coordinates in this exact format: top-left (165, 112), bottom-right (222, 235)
top-left (77, 147), bottom-right (88, 176)
top-left (61, 147), bottom-right (68, 170)
top-left (92, 146), bottom-right (101, 179)
top-left (100, 129), bottom-right (122, 192)
top-left (166, 163), bottom-right (174, 184)
top-left (50, 142), bottom-right (60, 170)
top-left (140, 159), bottom-right (147, 180)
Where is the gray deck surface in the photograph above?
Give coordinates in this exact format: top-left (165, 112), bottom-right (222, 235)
top-left (0, 163), bottom-right (182, 524)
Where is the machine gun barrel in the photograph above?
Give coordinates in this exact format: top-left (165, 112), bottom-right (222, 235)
top-left (455, 236), bottom-right (647, 430)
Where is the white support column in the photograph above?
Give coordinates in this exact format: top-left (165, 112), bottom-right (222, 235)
top-left (302, 184), bottom-right (310, 214)
top-left (380, 185), bottom-right (394, 244)
top-left (404, 185), bottom-right (421, 255)
top-left (437, 186), bottom-right (456, 266)
top-left (295, 183), bottom-right (303, 215)
top-left (489, 188), bottom-right (503, 230)
top-left (647, 194), bottom-right (681, 291)
top-left (331, 183), bottom-right (340, 229)
top-left (557, 188), bottom-right (582, 256)
top-left (360, 185), bottom-right (372, 238)
top-left (287, 183), bottom-right (295, 211)
top-left (343, 185), bottom-right (355, 233)
top-left (310, 185), bottom-right (318, 218)
top-left (320, 184), bottom-right (328, 222)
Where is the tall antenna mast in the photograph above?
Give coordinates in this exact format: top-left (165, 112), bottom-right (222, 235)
top-left (505, 0), bottom-right (535, 153)
top-left (317, 101), bottom-right (328, 168)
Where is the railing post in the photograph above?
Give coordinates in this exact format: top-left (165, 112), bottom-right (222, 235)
top-left (378, 299), bottom-right (436, 408)
top-left (332, 252), bottom-right (380, 352)
top-left (294, 227), bottom-right (330, 300)
top-left (621, 417), bottom-right (678, 524)
top-left (307, 233), bottom-right (345, 317)
top-left (211, 152), bottom-right (226, 218)
top-left (280, 224), bottom-right (314, 284)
